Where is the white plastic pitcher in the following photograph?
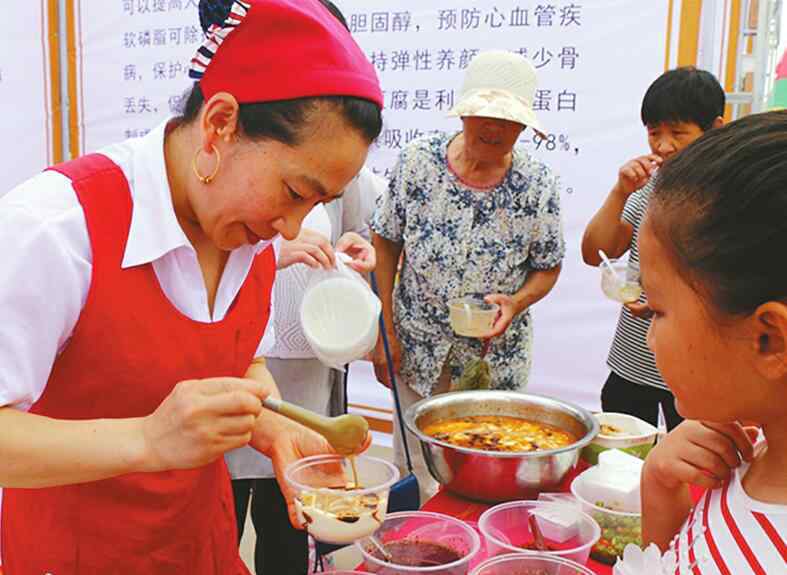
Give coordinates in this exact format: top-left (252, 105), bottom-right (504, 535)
top-left (300, 253), bottom-right (381, 369)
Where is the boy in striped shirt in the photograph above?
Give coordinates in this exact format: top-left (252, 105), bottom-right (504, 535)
top-left (582, 67), bottom-right (725, 430)
top-left (638, 111), bottom-right (787, 573)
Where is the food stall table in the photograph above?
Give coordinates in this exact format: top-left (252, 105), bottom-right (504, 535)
top-left (355, 475), bottom-right (705, 574)
top-left (419, 488), bottom-right (613, 574)
top-left (353, 465), bottom-right (613, 574)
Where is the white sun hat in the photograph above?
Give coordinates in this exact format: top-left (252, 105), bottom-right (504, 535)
top-left (448, 49), bottom-right (545, 136)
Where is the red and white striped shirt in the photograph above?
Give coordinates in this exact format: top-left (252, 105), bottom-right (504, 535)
top-left (672, 462), bottom-right (787, 574)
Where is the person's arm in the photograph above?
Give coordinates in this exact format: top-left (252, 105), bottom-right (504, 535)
top-left (372, 233), bottom-right (402, 334)
top-left (484, 163), bottom-right (565, 338)
top-left (0, 408), bottom-right (149, 487)
top-left (484, 265), bottom-right (561, 339)
top-left (642, 467), bottom-right (694, 551)
top-left (641, 421), bottom-right (757, 550)
top-left (370, 233), bottom-right (403, 387)
top-left (514, 265), bottom-right (561, 311)
top-left (0, 378), bottom-right (267, 488)
top-left (368, 154), bottom-right (409, 387)
top-left (581, 154), bottom-right (662, 265)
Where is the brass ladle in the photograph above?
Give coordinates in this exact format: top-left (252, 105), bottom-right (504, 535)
top-left (262, 397), bottom-right (369, 455)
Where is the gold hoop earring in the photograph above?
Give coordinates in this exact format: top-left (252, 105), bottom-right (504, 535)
top-left (192, 144), bottom-right (221, 184)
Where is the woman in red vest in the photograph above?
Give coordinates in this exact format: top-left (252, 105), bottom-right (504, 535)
top-left (0, 1), bottom-right (382, 573)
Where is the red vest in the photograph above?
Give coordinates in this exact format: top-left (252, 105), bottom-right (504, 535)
top-left (1, 155), bottom-right (275, 574)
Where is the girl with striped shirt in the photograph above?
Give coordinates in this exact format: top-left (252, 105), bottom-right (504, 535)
top-left (639, 111), bottom-right (787, 573)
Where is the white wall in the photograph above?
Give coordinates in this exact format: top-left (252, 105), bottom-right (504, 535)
top-left (0, 1), bottom-right (53, 194)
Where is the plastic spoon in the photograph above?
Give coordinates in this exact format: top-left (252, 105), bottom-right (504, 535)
top-left (462, 301), bottom-right (473, 330)
top-left (367, 534), bottom-right (393, 562)
top-left (656, 403), bottom-right (668, 443)
top-left (262, 397), bottom-right (369, 455)
top-left (598, 249), bottom-right (620, 281)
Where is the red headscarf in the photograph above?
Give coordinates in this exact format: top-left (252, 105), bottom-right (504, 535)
top-left (190, 0), bottom-right (383, 108)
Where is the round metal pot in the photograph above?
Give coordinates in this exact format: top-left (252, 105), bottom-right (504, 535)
top-left (404, 390), bottom-right (599, 503)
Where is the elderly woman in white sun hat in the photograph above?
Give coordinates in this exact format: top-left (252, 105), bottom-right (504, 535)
top-left (371, 50), bottom-right (565, 499)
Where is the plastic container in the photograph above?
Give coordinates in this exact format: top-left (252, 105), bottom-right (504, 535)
top-left (357, 511), bottom-right (481, 575)
top-left (470, 553), bottom-right (595, 575)
top-left (448, 297), bottom-right (499, 338)
top-left (300, 253), bottom-right (381, 369)
top-left (284, 455), bottom-right (399, 545)
top-left (572, 464), bottom-right (640, 522)
top-left (600, 259), bottom-right (641, 303)
top-left (570, 468), bottom-right (643, 565)
top-left (580, 412), bottom-right (658, 465)
top-left (478, 501), bottom-right (600, 565)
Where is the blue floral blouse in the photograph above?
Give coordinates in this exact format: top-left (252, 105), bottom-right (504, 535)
top-left (372, 132), bottom-right (565, 397)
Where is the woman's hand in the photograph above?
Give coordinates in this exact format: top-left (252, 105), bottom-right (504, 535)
top-left (336, 232), bottom-right (376, 273)
top-left (643, 420), bottom-right (758, 491)
top-left (265, 418), bottom-right (372, 529)
top-left (141, 378), bottom-right (268, 472)
top-left (641, 420), bottom-right (758, 549)
top-left (277, 229), bottom-right (335, 270)
top-left (268, 421), bottom-right (335, 528)
top-left (479, 293), bottom-right (519, 338)
top-left (371, 329), bottom-right (401, 389)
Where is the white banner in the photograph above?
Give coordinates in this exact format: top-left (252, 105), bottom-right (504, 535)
top-left (0, 0), bottom-right (55, 193)
top-left (74, 0), bottom-right (201, 152)
top-left (343, 1), bottom-right (670, 410)
top-left (74, 1), bottom-right (672, 411)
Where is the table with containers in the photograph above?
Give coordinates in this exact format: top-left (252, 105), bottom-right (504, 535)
top-left (299, 395), bottom-right (660, 575)
top-left (283, 257), bottom-right (672, 575)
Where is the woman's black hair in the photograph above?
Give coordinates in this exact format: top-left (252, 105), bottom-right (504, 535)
top-left (648, 110), bottom-right (787, 316)
top-left (182, 0), bottom-right (382, 145)
top-left (198, 0), bottom-right (235, 34)
top-left (178, 87), bottom-right (382, 145)
top-left (641, 67), bottom-right (726, 132)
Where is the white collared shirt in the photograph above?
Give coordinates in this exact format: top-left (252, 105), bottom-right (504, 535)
top-left (0, 120), bottom-right (276, 412)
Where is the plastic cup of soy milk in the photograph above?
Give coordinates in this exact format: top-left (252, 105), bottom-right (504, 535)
top-left (448, 296), bottom-right (499, 338)
top-left (600, 260), bottom-right (642, 304)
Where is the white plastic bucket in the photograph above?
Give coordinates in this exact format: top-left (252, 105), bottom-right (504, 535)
top-left (300, 254), bottom-right (381, 369)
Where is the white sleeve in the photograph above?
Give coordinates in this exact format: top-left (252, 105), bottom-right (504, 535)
top-left (253, 238), bottom-right (279, 358)
top-left (0, 172), bottom-right (91, 410)
top-left (255, 286), bottom-right (276, 357)
top-left (340, 167), bottom-right (388, 240)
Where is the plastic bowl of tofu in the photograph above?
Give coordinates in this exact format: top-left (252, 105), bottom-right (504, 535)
top-left (570, 462), bottom-right (643, 565)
